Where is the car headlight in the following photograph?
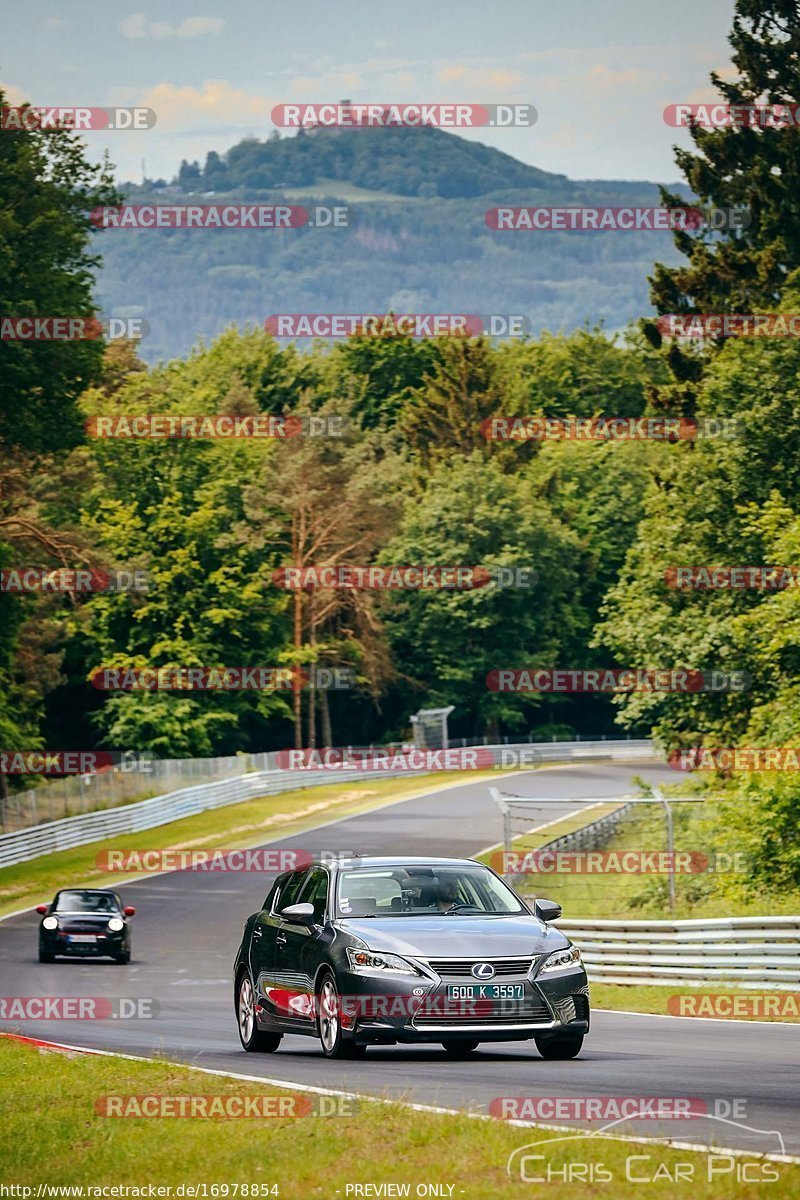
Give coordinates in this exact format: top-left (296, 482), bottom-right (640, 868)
top-left (346, 948), bottom-right (421, 977)
top-left (538, 945), bottom-right (582, 974)
top-left (42, 916), bottom-right (58, 931)
top-left (108, 918), bottom-right (124, 932)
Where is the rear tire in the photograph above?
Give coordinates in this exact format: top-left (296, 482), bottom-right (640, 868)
top-left (442, 1040), bottom-right (479, 1056)
top-left (535, 1032), bottom-right (584, 1059)
top-left (237, 972), bottom-right (282, 1053)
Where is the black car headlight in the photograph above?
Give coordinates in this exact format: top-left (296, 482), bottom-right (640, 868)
top-left (346, 948), bottom-right (422, 977)
top-left (538, 945), bottom-right (582, 975)
top-left (108, 918), bottom-right (124, 932)
top-left (42, 916), bottom-right (58, 931)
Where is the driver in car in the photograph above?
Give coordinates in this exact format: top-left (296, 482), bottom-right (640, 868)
top-left (435, 877), bottom-right (461, 911)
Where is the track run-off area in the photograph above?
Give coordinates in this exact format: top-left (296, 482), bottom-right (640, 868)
top-left (1, 760), bottom-right (798, 1157)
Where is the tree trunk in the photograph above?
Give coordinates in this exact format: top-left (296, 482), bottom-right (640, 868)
top-left (293, 589), bottom-right (303, 750)
top-left (319, 684), bottom-right (333, 748)
top-left (307, 591), bottom-right (317, 749)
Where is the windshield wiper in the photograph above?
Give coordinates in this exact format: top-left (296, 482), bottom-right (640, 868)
top-left (443, 903), bottom-right (482, 915)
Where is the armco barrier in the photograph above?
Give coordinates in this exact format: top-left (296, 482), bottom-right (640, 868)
top-left (0, 738), bottom-right (655, 869)
top-left (559, 916), bottom-right (800, 990)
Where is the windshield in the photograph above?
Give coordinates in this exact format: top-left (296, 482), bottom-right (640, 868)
top-left (53, 891), bottom-right (120, 913)
top-left (336, 865), bottom-right (526, 917)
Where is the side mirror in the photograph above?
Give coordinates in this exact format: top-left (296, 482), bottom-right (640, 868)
top-left (123, 906), bottom-right (136, 917)
top-left (535, 898), bottom-right (562, 923)
top-left (36, 905), bottom-right (48, 915)
top-left (280, 902), bottom-right (316, 925)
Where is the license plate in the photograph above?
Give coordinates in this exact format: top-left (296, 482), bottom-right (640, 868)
top-left (69, 934), bottom-right (97, 943)
top-left (447, 983), bottom-right (525, 1001)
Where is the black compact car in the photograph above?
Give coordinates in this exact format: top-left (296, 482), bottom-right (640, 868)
top-left (233, 856), bottom-right (589, 1059)
top-left (37, 888), bottom-right (135, 963)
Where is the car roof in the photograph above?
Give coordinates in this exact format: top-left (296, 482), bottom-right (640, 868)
top-left (54, 888), bottom-right (120, 899)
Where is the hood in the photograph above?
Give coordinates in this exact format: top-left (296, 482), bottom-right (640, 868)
top-left (52, 912), bottom-right (119, 931)
top-left (335, 913), bottom-right (569, 958)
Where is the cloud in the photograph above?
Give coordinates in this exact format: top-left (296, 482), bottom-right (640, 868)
top-left (120, 14), bottom-right (226, 40)
top-left (136, 79), bottom-right (274, 130)
top-left (585, 64), bottom-right (665, 94)
top-left (0, 80), bottom-right (28, 105)
top-left (437, 65), bottom-right (526, 92)
top-left (44, 17), bottom-right (69, 30)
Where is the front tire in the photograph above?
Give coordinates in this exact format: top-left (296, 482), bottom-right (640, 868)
top-left (237, 972), bottom-right (282, 1053)
top-left (316, 971), bottom-right (366, 1059)
top-left (442, 1040), bottom-right (479, 1056)
top-left (38, 948), bottom-right (54, 964)
top-left (114, 950), bottom-right (131, 964)
top-left (535, 1032), bottom-right (584, 1059)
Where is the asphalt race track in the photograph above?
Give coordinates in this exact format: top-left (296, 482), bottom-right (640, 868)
top-left (1, 760), bottom-right (798, 1157)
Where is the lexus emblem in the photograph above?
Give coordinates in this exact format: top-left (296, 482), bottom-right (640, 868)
top-left (471, 961), bottom-right (495, 980)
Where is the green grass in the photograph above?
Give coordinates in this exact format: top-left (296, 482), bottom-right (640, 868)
top-left (1, 1038), bottom-right (795, 1196)
top-left (591, 983), bottom-right (800, 1023)
top-left (0, 769), bottom-right (502, 919)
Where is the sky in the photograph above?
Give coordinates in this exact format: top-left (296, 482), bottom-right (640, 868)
top-left (3, 0), bottom-right (738, 185)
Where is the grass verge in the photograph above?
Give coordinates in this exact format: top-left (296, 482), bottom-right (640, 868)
top-left (0, 1037), bottom-right (795, 1197)
top-left (590, 983), bottom-right (800, 1023)
top-left (0, 769), bottom-right (502, 919)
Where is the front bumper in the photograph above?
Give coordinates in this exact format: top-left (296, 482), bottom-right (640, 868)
top-left (41, 931), bottom-right (127, 958)
top-left (338, 962), bottom-right (589, 1045)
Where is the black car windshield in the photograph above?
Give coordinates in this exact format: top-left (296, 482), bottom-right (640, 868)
top-left (336, 865), bottom-right (526, 917)
top-left (53, 891), bottom-right (119, 913)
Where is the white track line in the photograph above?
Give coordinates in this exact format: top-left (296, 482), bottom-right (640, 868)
top-left (594, 1007), bottom-right (800, 1028)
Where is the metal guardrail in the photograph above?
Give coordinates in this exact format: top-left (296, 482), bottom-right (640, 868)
top-left (525, 800), bottom-right (635, 857)
top-left (0, 738), bottom-right (655, 870)
top-left (559, 916), bottom-right (800, 990)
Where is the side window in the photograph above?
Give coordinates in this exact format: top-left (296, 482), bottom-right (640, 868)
top-left (263, 876), bottom-right (285, 912)
top-left (273, 869), bottom-right (308, 913)
top-left (298, 867), bottom-right (329, 922)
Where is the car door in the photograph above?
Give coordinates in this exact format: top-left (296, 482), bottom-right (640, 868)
top-left (272, 866), bottom-right (330, 1030)
top-left (250, 868), bottom-right (308, 1022)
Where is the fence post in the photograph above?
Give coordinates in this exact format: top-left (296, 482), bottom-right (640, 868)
top-left (653, 787), bottom-right (675, 914)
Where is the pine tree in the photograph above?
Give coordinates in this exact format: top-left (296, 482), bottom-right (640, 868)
top-left (647, 0), bottom-right (800, 385)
